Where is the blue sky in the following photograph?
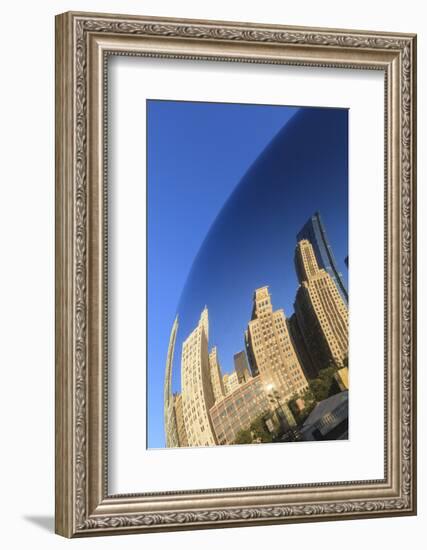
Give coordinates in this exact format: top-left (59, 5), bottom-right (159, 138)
top-left (147, 100), bottom-right (348, 448)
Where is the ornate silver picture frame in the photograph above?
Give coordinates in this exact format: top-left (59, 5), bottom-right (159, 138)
top-left (55, 11), bottom-right (417, 537)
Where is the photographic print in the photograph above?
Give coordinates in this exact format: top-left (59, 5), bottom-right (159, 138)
top-left (147, 100), bottom-right (349, 449)
top-left (56, 13), bottom-right (417, 536)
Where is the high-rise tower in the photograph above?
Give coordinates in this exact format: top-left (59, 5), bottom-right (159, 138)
top-left (246, 287), bottom-right (309, 404)
top-left (297, 212), bottom-right (348, 304)
top-left (181, 308), bottom-right (217, 447)
top-left (294, 239), bottom-right (349, 369)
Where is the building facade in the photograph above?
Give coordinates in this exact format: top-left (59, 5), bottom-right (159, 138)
top-left (233, 351), bottom-right (252, 384)
top-left (181, 308), bottom-right (217, 447)
top-left (209, 375), bottom-right (270, 445)
top-left (173, 393), bottom-right (188, 447)
top-left (223, 371), bottom-right (240, 395)
top-left (294, 239), bottom-right (349, 369)
top-left (297, 212), bottom-right (348, 304)
top-left (164, 316), bottom-right (179, 447)
top-left (209, 346), bottom-right (226, 403)
top-left (246, 287), bottom-right (309, 405)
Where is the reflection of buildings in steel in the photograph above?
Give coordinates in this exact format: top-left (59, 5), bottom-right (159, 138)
top-left (163, 316), bottom-right (179, 448)
top-left (246, 286), bottom-right (309, 404)
top-left (210, 376), bottom-right (270, 446)
top-left (181, 307), bottom-right (217, 447)
top-left (163, 236), bottom-right (349, 448)
top-left (294, 239), bottom-right (349, 370)
top-left (297, 212), bottom-right (348, 304)
top-left (166, 111), bottom-right (350, 447)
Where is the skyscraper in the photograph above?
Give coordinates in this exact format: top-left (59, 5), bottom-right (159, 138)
top-left (233, 351), bottom-right (252, 384)
top-left (209, 346), bottom-right (226, 403)
top-left (294, 239), bottom-right (349, 369)
top-left (246, 287), bottom-right (309, 404)
top-left (297, 212), bottom-right (348, 304)
top-left (181, 308), bottom-right (217, 447)
top-left (164, 316), bottom-right (179, 447)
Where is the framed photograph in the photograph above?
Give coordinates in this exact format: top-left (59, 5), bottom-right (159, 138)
top-left (55, 11), bottom-right (417, 537)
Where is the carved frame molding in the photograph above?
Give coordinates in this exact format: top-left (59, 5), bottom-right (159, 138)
top-left (55, 11), bottom-right (416, 537)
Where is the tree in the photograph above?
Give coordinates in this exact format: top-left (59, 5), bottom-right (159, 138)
top-left (234, 413), bottom-right (274, 445)
top-left (288, 389), bottom-right (316, 425)
top-left (324, 359), bottom-right (340, 371)
top-left (288, 364), bottom-right (344, 426)
top-left (309, 366), bottom-right (340, 402)
top-left (234, 429), bottom-right (252, 444)
top-left (249, 415), bottom-right (274, 443)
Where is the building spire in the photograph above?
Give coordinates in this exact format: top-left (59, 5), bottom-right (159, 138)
top-left (296, 212), bottom-right (348, 303)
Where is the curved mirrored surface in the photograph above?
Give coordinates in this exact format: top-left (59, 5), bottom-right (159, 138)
top-left (149, 101), bottom-right (349, 449)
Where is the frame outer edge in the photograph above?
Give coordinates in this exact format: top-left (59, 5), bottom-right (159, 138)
top-left (62, 10), bottom-right (416, 40)
top-left (54, 10), bottom-right (417, 537)
top-left (55, 12), bottom-right (75, 538)
top-left (409, 34), bottom-right (417, 515)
